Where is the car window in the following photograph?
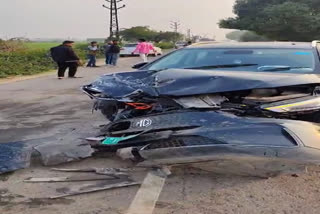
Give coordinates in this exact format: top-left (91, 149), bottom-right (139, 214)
top-left (145, 48), bottom-right (316, 73)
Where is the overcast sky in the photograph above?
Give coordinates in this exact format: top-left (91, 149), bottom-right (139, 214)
top-left (0, 0), bottom-right (236, 40)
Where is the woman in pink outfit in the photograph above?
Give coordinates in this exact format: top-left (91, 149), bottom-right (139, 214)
top-left (132, 39), bottom-right (157, 63)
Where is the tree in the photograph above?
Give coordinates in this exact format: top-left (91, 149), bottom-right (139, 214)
top-left (119, 27), bottom-right (184, 42)
top-left (119, 26), bottom-right (158, 42)
top-left (220, 0), bottom-right (320, 41)
top-left (226, 30), bottom-right (270, 42)
top-left (154, 31), bottom-right (184, 42)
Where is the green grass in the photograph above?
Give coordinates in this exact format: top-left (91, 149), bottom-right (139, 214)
top-left (24, 42), bottom-right (60, 50)
top-left (24, 42), bottom-right (89, 59)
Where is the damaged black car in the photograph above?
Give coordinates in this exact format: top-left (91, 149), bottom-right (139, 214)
top-left (82, 41), bottom-right (320, 173)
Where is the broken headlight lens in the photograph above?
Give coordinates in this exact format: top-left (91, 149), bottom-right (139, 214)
top-left (261, 96), bottom-right (320, 113)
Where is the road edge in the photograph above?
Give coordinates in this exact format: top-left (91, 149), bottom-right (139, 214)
top-left (0, 70), bottom-right (56, 85)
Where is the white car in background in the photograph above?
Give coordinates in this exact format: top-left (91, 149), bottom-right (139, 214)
top-left (120, 43), bottom-right (163, 57)
top-left (175, 41), bottom-right (188, 49)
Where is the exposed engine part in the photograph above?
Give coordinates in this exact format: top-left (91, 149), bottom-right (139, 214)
top-left (313, 86), bottom-right (320, 96)
top-left (250, 89), bottom-right (280, 97)
top-left (125, 103), bottom-right (153, 110)
top-left (174, 95), bottom-right (228, 109)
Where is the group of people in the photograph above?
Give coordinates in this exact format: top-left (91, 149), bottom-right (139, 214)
top-left (86, 40), bottom-right (121, 67)
top-left (50, 38), bottom-right (158, 79)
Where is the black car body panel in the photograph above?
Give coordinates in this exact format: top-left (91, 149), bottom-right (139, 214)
top-left (93, 111), bottom-right (320, 176)
top-left (152, 69), bottom-right (320, 96)
top-left (100, 111), bottom-right (320, 149)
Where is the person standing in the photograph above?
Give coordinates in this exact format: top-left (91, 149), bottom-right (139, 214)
top-left (103, 41), bottom-right (113, 65)
top-left (50, 41), bottom-right (80, 79)
top-left (87, 41), bottom-right (99, 67)
top-left (109, 40), bottom-right (121, 66)
top-left (132, 39), bottom-right (157, 63)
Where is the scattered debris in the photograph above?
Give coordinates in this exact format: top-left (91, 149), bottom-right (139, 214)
top-left (34, 140), bottom-right (94, 166)
top-left (85, 137), bottom-right (105, 142)
top-left (24, 167), bottom-right (140, 199)
top-left (0, 142), bottom-right (32, 175)
top-left (51, 167), bottom-right (129, 177)
top-left (51, 180), bottom-right (140, 199)
top-left (117, 147), bottom-right (136, 160)
top-left (24, 175), bottom-right (116, 183)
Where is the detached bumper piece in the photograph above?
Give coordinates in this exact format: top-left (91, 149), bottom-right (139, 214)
top-left (87, 111), bottom-right (320, 176)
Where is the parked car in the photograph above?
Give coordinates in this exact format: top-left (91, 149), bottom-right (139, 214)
top-left (120, 43), bottom-right (162, 57)
top-left (174, 41), bottom-right (187, 49)
top-left (82, 41), bottom-right (320, 173)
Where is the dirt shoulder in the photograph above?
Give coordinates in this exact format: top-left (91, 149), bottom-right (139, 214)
top-left (0, 70), bottom-right (56, 85)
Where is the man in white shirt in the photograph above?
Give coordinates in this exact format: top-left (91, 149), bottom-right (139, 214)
top-left (87, 41), bottom-right (99, 67)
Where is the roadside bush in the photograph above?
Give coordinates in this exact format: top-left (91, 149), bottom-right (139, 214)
top-left (0, 40), bottom-right (27, 52)
top-left (0, 41), bottom-right (91, 78)
top-left (155, 42), bottom-right (174, 49)
top-left (0, 49), bottom-right (55, 78)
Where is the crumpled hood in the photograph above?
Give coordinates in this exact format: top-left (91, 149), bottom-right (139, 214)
top-left (154, 69), bottom-right (320, 96)
top-left (83, 69), bottom-right (320, 98)
top-left (83, 70), bottom-right (157, 98)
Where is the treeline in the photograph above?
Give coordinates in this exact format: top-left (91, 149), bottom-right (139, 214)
top-left (120, 26), bottom-right (184, 42)
top-left (119, 26), bottom-right (184, 49)
top-left (226, 31), bottom-right (270, 42)
top-left (220, 0), bottom-right (320, 41)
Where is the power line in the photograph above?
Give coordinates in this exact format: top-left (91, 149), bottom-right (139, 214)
top-left (103, 0), bottom-right (126, 39)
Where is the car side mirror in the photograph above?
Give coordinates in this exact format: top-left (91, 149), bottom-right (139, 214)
top-left (132, 62), bottom-right (148, 69)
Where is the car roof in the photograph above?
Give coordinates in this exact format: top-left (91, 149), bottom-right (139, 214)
top-left (188, 41), bottom-right (313, 49)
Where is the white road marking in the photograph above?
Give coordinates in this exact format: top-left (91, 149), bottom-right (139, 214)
top-left (126, 170), bottom-right (167, 214)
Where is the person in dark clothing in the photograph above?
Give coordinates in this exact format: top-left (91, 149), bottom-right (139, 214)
top-left (109, 40), bottom-right (121, 66)
top-left (103, 41), bottom-right (113, 65)
top-left (50, 41), bottom-right (80, 79)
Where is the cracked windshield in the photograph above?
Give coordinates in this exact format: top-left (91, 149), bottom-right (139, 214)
top-left (1, 0), bottom-right (320, 214)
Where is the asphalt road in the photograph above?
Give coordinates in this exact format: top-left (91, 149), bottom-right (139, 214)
top-left (2, 57), bottom-right (320, 214)
top-left (0, 57), bottom-right (144, 143)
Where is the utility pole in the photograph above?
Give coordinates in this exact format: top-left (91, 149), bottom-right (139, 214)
top-left (170, 21), bottom-right (180, 33)
top-left (187, 29), bottom-right (191, 40)
top-left (103, 0), bottom-right (126, 39)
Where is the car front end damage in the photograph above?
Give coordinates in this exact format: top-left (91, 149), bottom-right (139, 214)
top-left (82, 69), bottom-right (320, 175)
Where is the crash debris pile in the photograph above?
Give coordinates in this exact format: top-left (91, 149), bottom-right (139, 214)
top-left (0, 142), bottom-right (32, 175)
top-left (0, 140), bottom-right (94, 175)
